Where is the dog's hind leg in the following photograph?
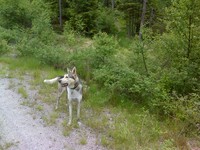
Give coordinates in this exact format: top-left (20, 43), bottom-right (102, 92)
top-left (68, 100), bottom-right (72, 125)
top-left (56, 85), bottom-right (65, 110)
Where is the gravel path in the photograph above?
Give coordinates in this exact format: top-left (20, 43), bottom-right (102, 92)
top-left (0, 78), bottom-right (105, 150)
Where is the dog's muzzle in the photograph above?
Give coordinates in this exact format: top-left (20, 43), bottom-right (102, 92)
top-left (59, 80), bottom-right (68, 87)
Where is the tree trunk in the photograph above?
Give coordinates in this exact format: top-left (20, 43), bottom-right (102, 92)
top-left (149, 7), bottom-right (154, 27)
top-left (139, 0), bottom-right (147, 40)
top-left (59, 0), bottom-right (62, 27)
top-left (139, 0), bottom-right (148, 76)
top-left (187, 15), bottom-right (192, 58)
top-left (111, 0), bottom-right (115, 10)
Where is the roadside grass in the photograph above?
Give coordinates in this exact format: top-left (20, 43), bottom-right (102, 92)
top-left (0, 142), bottom-right (16, 150)
top-left (0, 64), bottom-right (8, 77)
top-left (18, 86), bottom-right (28, 99)
top-left (1, 56), bottom-right (197, 150)
top-left (82, 85), bottom-right (182, 150)
top-left (62, 120), bottom-right (77, 136)
top-left (79, 136), bottom-right (87, 145)
top-left (42, 111), bottom-right (59, 126)
top-left (35, 105), bottom-right (44, 111)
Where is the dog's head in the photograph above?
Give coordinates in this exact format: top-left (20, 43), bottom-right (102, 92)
top-left (59, 67), bottom-right (78, 88)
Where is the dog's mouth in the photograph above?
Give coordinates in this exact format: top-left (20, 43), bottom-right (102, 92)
top-left (61, 83), bottom-right (68, 87)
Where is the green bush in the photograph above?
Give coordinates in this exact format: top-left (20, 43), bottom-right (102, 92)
top-left (63, 22), bottom-right (77, 46)
top-left (151, 91), bottom-right (199, 134)
top-left (0, 39), bottom-right (9, 54)
top-left (30, 0), bottom-right (54, 44)
top-left (91, 32), bottom-right (119, 69)
top-left (34, 46), bottom-right (66, 67)
top-left (0, 27), bottom-right (20, 44)
top-left (0, 0), bottom-right (32, 29)
top-left (96, 8), bottom-right (118, 34)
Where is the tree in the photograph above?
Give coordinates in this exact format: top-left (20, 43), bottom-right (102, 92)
top-left (66, 0), bottom-right (99, 36)
top-left (59, 0), bottom-right (62, 27)
top-left (0, 0), bottom-right (32, 29)
top-left (165, 0), bottom-right (200, 60)
top-left (138, 0), bottom-right (148, 76)
top-left (118, 1), bottom-right (141, 37)
top-left (139, 0), bottom-right (147, 40)
top-left (151, 0), bottom-right (200, 94)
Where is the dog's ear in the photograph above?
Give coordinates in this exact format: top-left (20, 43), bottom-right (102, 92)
top-left (67, 68), bottom-right (70, 73)
top-left (72, 67), bottom-right (77, 75)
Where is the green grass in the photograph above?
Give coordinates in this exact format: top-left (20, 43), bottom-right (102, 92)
top-left (79, 137), bottom-right (87, 145)
top-left (35, 105), bottom-right (44, 111)
top-left (82, 85), bottom-right (181, 149)
top-left (1, 55), bottom-right (198, 150)
top-left (49, 112), bottom-right (59, 124)
top-left (18, 87), bottom-right (28, 99)
top-left (0, 142), bottom-right (17, 150)
top-left (62, 120), bottom-right (74, 136)
top-left (42, 111), bottom-right (59, 126)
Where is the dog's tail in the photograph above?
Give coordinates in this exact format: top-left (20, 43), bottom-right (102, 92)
top-left (44, 77), bottom-right (59, 84)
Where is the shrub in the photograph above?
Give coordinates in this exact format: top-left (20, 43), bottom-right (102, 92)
top-left (63, 22), bottom-right (77, 46)
top-left (90, 32), bottom-right (119, 69)
top-left (96, 7), bottom-right (118, 34)
top-left (17, 35), bottom-right (39, 56)
top-left (30, 0), bottom-right (54, 44)
top-left (0, 0), bottom-right (32, 29)
top-left (151, 91), bottom-right (199, 134)
top-left (34, 46), bottom-right (66, 67)
top-left (0, 27), bottom-right (20, 44)
top-left (0, 39), bottom-right (9, 54)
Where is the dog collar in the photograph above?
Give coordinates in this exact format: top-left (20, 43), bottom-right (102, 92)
top-left (70, 81), bottom-right (79, 90)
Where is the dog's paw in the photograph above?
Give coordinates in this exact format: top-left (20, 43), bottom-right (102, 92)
top-left (44, 79), bottom-right (47, 83)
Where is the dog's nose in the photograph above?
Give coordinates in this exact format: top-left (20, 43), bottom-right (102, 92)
top-left (58, 80), bottom-right (61, 83)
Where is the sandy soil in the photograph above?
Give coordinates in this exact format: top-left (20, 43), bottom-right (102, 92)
top-left (0, 78), bottom-right (106, 150)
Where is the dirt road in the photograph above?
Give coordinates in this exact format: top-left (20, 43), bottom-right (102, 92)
top-left (0, 78), bottom-right (105, 150)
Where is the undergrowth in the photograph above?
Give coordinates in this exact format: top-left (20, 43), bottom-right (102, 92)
top-left (0, 52), bottom-right (199, 150)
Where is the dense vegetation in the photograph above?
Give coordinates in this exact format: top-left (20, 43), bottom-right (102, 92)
top-left (0, 0), bottom-right (199, 148)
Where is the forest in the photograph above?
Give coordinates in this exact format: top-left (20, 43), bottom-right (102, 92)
top-left (0, 0), bottom-right (199, 149)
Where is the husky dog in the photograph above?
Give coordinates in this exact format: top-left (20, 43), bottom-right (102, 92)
top-left (44, 67), bottom-right (82, 125)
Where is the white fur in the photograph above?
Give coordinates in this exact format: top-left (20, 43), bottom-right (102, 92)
top-left (67, 85), bottom-right (82, 125)
top-left (43, 67), bottom-right (82, 126)
top-left (44, 77), bottom-right (59, 84)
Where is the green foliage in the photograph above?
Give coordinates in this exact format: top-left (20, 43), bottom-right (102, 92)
top-left (0, 27), bottom-right (21, 44)
top-left (63, 22), bottom-right (77, 46)
top-left (152, 92), bottom-right (200, 134)
top-left (18, 87), bottom-right (28, 99)
top-left (17, 35), bottom-right (66, 67)
top-left (0, 0), bottom-right (32, 29)
top-left (91, 33), bottom-right (118, 69)
top-left (0, 40), bottom-right (9, 55)
top-left (66, 0), bottom-right (99, 36)
top-left (117, 1), bottom-right (141, 36)
top-left (30, 0), bottom-right (54, 43)
top-left (96, 7), bottom-right (118, 34)
top-left (0, 0), bottom-right (199, 141)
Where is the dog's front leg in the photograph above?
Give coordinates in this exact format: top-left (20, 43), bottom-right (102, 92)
top-left (68, 100), bottom-right (72, 125)
top-left (77, 100), bottom-right (81, 122)
top-left (56, 86), bottom-right (65, 110)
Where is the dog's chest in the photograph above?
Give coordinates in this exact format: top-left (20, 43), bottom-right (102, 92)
top-left (67, 87), bottom-right (82, 100)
